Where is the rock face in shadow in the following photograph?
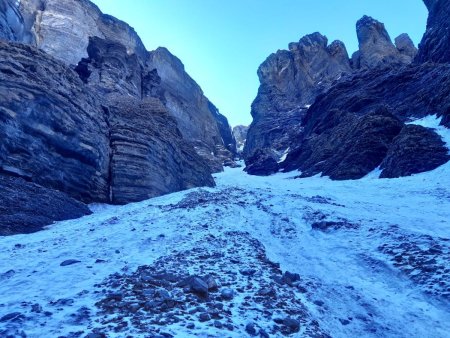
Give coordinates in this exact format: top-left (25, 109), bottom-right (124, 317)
top-left (0, 0), bottom-right (24, 41)
top-left (0, 41), bottom-right (110, 202)
top-left (75, 36), bottom-right (144, 98)
top-left (284, 108), bottom-right (404, 179)
top-left (416, 0), bottom-right (450, 63)
top-left (300, 63), bottom-right (450, 131)
top-left (0, 175), bottom-right (91, 236)
top-left (108, 97), bottom-right (215, 205)
top-left (244, 16), bottom-right (416, 167)
top-left (246, 4), bottom-right (450, 179)
top-left (282, 63), bottom-right (450, 179)
top-left (245, 149), bottom-right (279, 176)
top-left (380, 125), bottom-right (450, 178)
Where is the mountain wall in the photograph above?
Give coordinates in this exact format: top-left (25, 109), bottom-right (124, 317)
top-left (244, 3), bottom-right (449, 178)
top-left (8, 0), bottom-right (235, 171)
top-left (0, 0), bottom-right (226, 233)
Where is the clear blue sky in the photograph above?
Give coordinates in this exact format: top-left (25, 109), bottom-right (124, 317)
top-left (91, 0), bottom-right (428, 127)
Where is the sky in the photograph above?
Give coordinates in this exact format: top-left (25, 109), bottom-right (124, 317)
top-left (90, 0), bottom-right (428, 127)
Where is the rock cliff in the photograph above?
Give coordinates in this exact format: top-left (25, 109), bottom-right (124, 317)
top-left (416, 0), bottom-right (450, 63)
top-left (0, 41), bottom-right (110, 202)
top-left (352, 16), bottom-right (414, 68)
top-left (243, 33), bottom-right (352, 160)
top-left (146, 48), bottom-right (231, 170)
top-left (245, 5), bottom-right (449, 179)
top-left (18, 0), bottom-right (147, 65)
top-left (5, 0), bottom-right (235, 172)
top-left (0, 0), bottom-right (225, 233)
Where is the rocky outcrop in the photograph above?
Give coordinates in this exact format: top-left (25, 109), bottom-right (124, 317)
top-left (416, 0), bottom-right (450, 63)
top-left (395, 33), bottom-right (418, 60)
top-left (353, 16), bottom-right (413, 69)
top-left (233, 125), bottom-right (249, 153)
top-left (243, 16), bottom-right (417, 168)
top-left (281, 62), bottom-right (450, 179)
top-left (108, 97), bottom-right (215, 204)
top-left (0, 174), bottom-right (91, 236)
top-left (75, 36), bottom-right (143, 98)
top-left (17, 0), bottom-right (147, 65)
top-left (243, 33), bottom-right (352, 161)
top-left (245, 149), bottom-right (279, 176)
top-left (0, 41), bottom-right (110, 202)
top-left (300, 63), bottom-right (450, 130)
top-left (0, 40), bottom-right (217, 231)
top-left (284, 107), bottom-right (404, 179)
top-left (380, 125), bottom-right (449, 178)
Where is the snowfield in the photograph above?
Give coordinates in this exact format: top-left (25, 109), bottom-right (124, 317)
top-left (0, 116), bottom-right (449, 338)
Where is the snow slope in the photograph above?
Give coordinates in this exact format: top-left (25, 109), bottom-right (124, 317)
top-left (0, 116), bottom-right (449, 338)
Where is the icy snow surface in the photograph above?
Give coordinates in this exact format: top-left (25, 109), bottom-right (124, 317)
top-left (0, 116), bottom-right (449, 337)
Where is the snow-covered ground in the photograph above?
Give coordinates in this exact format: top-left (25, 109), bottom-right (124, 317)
top-left (0, 116), bottom-right (449, 338)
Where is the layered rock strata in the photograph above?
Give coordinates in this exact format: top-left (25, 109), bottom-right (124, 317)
top-left (108, 97), bottom-right (215, 204)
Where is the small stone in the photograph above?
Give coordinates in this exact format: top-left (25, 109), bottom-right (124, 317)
top-left (221, 288), bottom-right (234, 300)
top-left (259, 329), bottom-right (270, 338)
top-left (339, 318), bottom-right (351, 325)
top-left (199, 312), bottom-right (211, 322)
top-left (214, 320), bottom-right (223, 328)
top-left (314, 300), bottom-right (325, 307)
top-left (186, 323), bottom-right (195, 329)
top-left (189, 277), bottom-right (209, 298)
top-left (245, 322), bottom-right (258, 336)
top-left (283, 317), bottom-right (300, 333)
top-left (0, 312), bottom-right (25, 322)
top-left (60, 259), bottom-right (81, 266)
top-left (283, 271), bottom-right (300, 286)
top-left (205, 275), bottom-right (219, 291)
top-left (85, 333), bottom-right (107, 338)
top-left (31, 303), bottom-right (43, 313)
top-left (240, 268), bottom-right (256, 276)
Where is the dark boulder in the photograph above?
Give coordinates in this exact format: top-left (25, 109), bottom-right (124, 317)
top-left (380, 124), bottom-right (449, 178)
top-left (0, 175), bottom-right (91, 236)
top-left (0, 41), bottom-right (110, 202)
top-left (108, 96), bottom-right (215, 204)
top-left (416, 0), bottom-right (450, 63)
top-left (284, 107), bottom-right (404, 179)
top-left (245, 149), bottom-right (279, 176)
